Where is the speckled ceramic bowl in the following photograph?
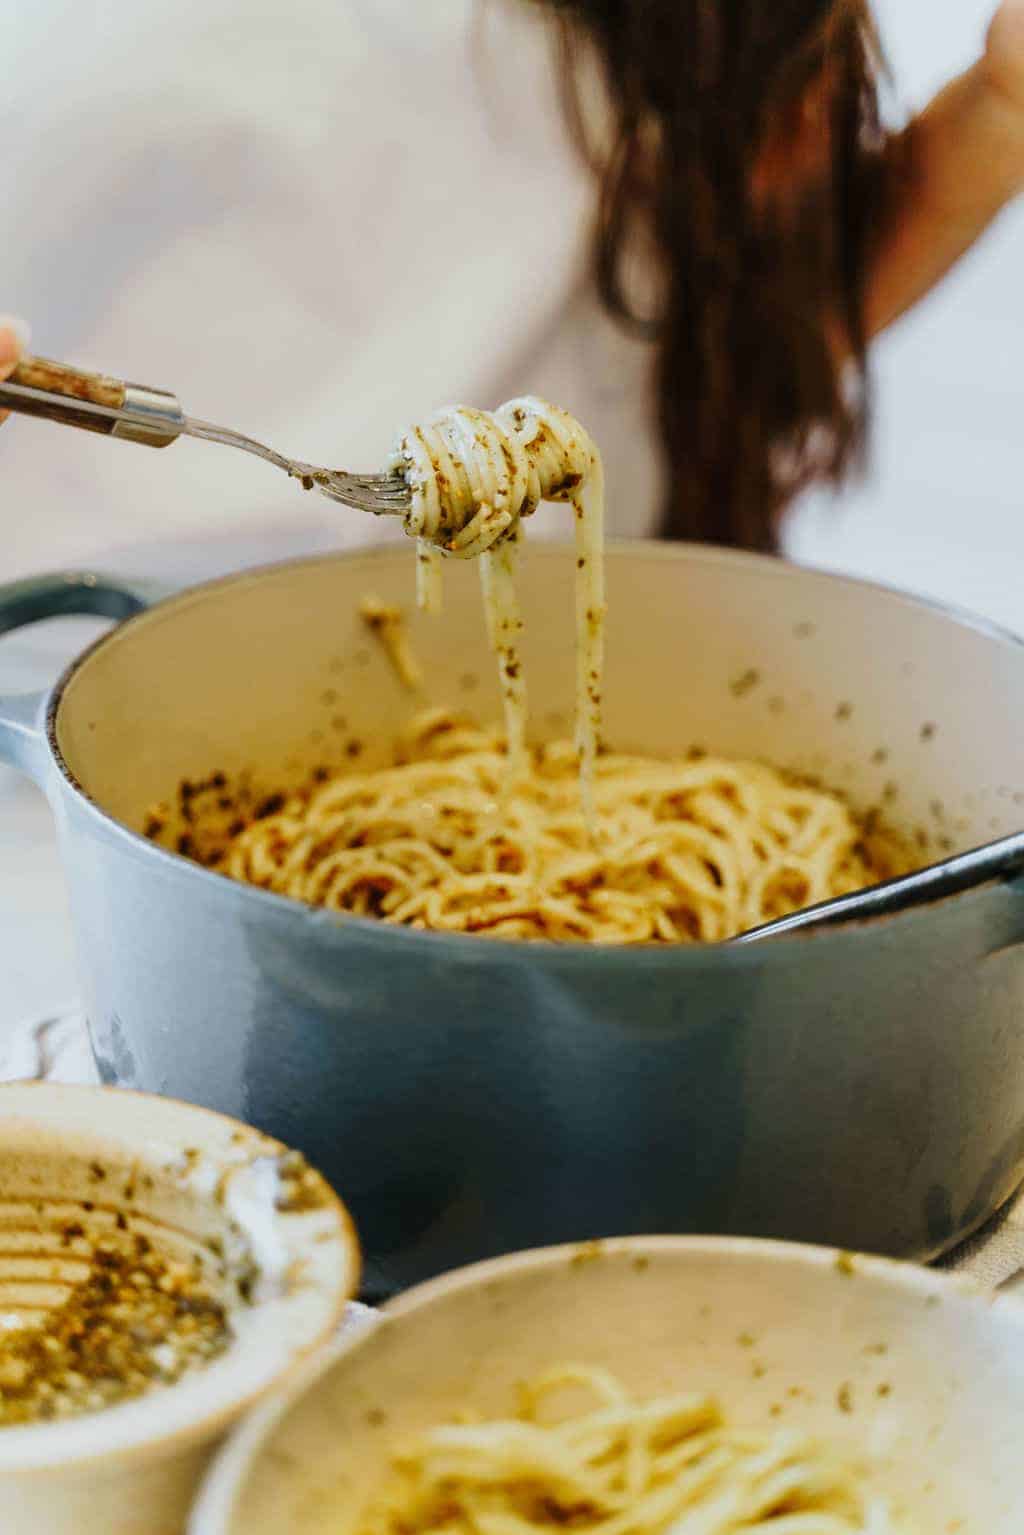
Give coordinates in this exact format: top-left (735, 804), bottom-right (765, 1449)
top-left (0, 1083), bottom-right (359, 1535)
top-left (193, 1235), bottom-right (1024, 1533)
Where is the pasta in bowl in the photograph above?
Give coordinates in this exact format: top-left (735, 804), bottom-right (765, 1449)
top-left (192, 1237), bottom-right (1024, 1534)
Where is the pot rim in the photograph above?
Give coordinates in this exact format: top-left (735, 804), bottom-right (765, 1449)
top-left (41, 540), bottom-right (1024, 964)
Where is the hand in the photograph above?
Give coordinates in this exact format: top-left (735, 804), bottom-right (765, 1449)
top-left (987, 0), bottom-right (1024, 123)
top-left (865, 6), bottom-right (1024, 335)
top-left (0, 317), bottom-right (29, 427)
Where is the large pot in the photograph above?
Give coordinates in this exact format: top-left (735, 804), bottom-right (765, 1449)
top-left (2, 543), bottom-right (1024, 1297)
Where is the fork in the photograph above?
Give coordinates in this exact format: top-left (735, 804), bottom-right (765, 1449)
top-left (0, 356), bottom-right (412, 518)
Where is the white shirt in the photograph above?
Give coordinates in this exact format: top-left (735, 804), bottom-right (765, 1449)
top-left (0, 0), bottom-right (659, 581)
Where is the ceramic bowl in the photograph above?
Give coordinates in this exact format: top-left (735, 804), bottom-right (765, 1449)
top-left (0, 1083), bottom-right (359, 1535)
top-left (194, 1235), bottom-right (1024, 1533)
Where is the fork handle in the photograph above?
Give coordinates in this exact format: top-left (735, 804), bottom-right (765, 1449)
top-left (0, 356), bottom-right (185, 447)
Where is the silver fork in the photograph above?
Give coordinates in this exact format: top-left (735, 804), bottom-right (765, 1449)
top-left (0, 356), bottom-right (412, 518)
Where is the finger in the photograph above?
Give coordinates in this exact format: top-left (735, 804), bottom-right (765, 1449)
top-left (0, 315), bottom-right (30, 427)
top-left (988, 0), bottom-right (1024, 110)
top-left (994, 0), bottom-right (1024, 40)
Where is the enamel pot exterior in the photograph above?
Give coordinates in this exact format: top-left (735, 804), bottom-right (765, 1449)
top-left (3, 549), bottom-right (1024, 1296)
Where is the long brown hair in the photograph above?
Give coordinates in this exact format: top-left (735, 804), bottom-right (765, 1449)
top-left (543, 0), bottom-right (890, 550)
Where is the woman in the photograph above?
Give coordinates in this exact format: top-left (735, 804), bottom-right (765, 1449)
top-left (1, 0), bottom-right (1022, 559)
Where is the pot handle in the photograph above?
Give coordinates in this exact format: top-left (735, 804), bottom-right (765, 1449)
top-left (0, 570), bottom-right (166, 781)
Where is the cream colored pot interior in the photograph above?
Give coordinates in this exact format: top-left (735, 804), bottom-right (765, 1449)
top-left (54, 543), bottom-right (1024, 859)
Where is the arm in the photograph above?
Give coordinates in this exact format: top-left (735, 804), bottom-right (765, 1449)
top-left (0, 318), bottom-right (28, 426)
top-left (866, 0), bottom-right (1024, 336)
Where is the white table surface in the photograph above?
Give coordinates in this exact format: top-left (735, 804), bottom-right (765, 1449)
top-left (0, 621), bottom-right (96, 1031)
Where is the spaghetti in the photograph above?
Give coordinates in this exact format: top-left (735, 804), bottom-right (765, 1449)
top-left (180, 710), bottom-right (911, 944)
top-left (354, 1365), bottom-right (902, 1535)
top-left (153, 398), bottom-right (915, 943)
top-left (389, 399), bottom-right (604, 812)
top-left (359, 594), bottom-right (424, 692)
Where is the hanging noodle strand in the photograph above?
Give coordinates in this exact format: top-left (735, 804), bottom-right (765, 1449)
top-left (388, 398), bottom-right (603, 804)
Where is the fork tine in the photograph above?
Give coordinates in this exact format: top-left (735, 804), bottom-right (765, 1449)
top-left (328, 470), bottom-right (411, 515)
top-left (348, 474), bottom-right (408, 497)
top-left (316, 470), bottom-right (410, 517)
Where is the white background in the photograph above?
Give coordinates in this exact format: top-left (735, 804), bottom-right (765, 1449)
top-left (0, 0), bottom-right (1021, 1037)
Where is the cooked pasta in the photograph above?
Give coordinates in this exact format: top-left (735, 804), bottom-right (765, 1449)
top-left (150, 398), bottom-right (915, 943)
top-left (172, 710), bottom-right (911, 944)
top-left (354, 1365), bottom-right (904, 1535)
top-left (359, 594), bottom-right (424, 692)
top-left (389, 398), bottom-right (604, 814)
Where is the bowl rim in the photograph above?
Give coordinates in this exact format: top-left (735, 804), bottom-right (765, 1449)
top-left (0, 1082), bottom-right (360, 1474)
top-left (39, 540), bottom-right (1024, 963)
top-left (189, 1232), bottom-right (1024, 1535)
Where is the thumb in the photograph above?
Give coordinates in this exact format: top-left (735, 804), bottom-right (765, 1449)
top-left (0, 315), bottom-right (30, 379)
top-left (0, 315), bottom-right (29, 427)
top-left (987, 0), bottom-right (1024, 110)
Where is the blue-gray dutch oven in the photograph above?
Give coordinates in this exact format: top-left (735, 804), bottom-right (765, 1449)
top-left (3, 542), bottom-right (1024, 1299)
